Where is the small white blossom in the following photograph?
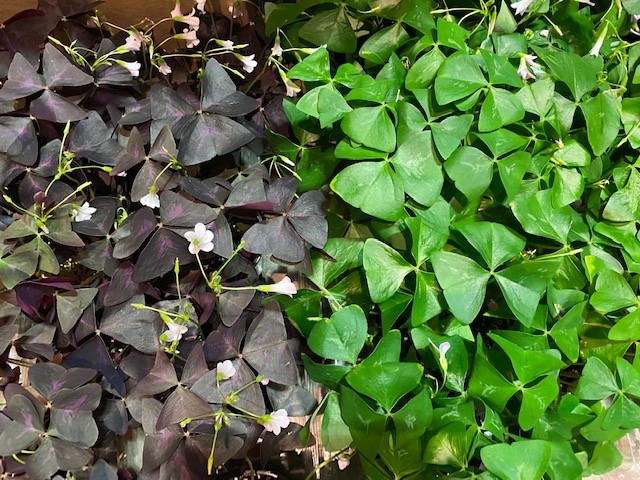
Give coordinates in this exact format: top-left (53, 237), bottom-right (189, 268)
top-left (140, 191), bottom-right (160, 209)
top-left (164, 321), bottom-right (187, 342)
top-left (124, 31), bottom-right (143, 52)
top-left (271, 38), bottom-right (283, 58)
top-left (120, 60), bottom-right (141, 77)
top-left (196, 0), bottom-right (207, 12)
top-left (260, 377), bottom-right (270, 385)
top-left (510, 0), bottom-right (534, 16)
top-left (216, 360), bottom-right (236, 380)
top-left (73, 202), bottom-right (96, 222)
top-left (217, 39), bottom-right (234, 50)
top-left (171, 2), bottom-right (200, 30)
top-left (238, 54), bottom-right (257, 73)
top-left (184, 222), bottom-right (214, 255)
top-left (540, 29), bottom-right (549, 37)
top-left (300, 45), bottom-right (325, 55)
top-left (337, 457), bottom-right (350, 470)
top-left (589, 28), bottom-right (607, 57)
top-left (259, 409), bottom-right (290, 435)
top-left (438, 342), bottom-right (451, 357)
top-left (285, 78), bottom-right (300, 97)
top-left (175, 28), bottom-right (200, 49)
top-left (257, 276), bottom-right (297, 297)
top-left (483, 430), bottom-right (493, 439)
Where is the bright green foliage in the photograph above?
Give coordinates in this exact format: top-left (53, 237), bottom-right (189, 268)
top-left (267, 0), bottom-right (640, 477)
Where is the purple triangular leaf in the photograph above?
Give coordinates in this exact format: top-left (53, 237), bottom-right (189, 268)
top-left (159, 191), bottom-right (218, 227)
top-left (133, 228), bottom-right (193, 282)
top-left (110, 127), bottom-right (146, 176)
top-left (0, 52), bottom-right (43, 101)
top-left (135, 352), bottom-right (179, 396)
top-left (30, 89), bottom-right (87, 123)
top-left (103, 262), bottom-right (140, 307)
top-left (73, 196), bottom-right (117, 237)
top-left (100, 295), bottom-right (163, 355)
top-left (288, 190), bottom-right (328, 249)
top-left (69, 111), bottom-right (123, 166)
top-left (112, 207), bottom-right (157, 259)
top-left (42, 44), bottom-right (93, 88)
top-left (243, 302), bottom-right (298, 385)
top-left (155, 386), bottom-right (213, 431)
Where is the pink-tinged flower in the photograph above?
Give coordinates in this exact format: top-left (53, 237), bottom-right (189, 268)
top-left (216, 360), bottom-right (236, 380)
top-left (73, 201), bottom-right (96, 222)
top-left (257, 276), bottom-right (297, 297)
top-left (118, 60), bottom-right (141, 77)
top-left (124, 31), bottom-right (143, 52)
top-left (163, 321), bottom-right (187, 342)
top-left (238, 54), bottom-right (257, 73)
top-left (196, 0), bottom-right (207, 12)
top-left (184, 222), bottom-right (214, 255)
top-left (438, 342), bottom-right (451, 357)
top-left (260, 377), bottom-right (270, 385)
top-left (258, 409), bottom-right (290, 435)
top-left (175, 28), bottom-right (200, 49)
top-left (228, 4), bottom-right (243, 18)
top-left (337, 457), bottom-right (350, 470)
top-left (510, 0), bottom-right (533, 16)
top-left (171, 2), bottom-right (200, 29)
top-left (271, 38), bottom-right (283, 57)
top-left (517, 54), bottom-right (538, 80)
top-left (140, 191), bottom-right (160, 209)
top-left (158, 60), bottom-right (172, 75)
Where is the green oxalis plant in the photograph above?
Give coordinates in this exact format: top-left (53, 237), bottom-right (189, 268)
top-left (263, 0), bottom-right (640, 478)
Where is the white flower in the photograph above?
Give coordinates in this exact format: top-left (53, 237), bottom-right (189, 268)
top-left (483, 430), bottom-right (493, 439)
top-left (510, 0), bottom-right (534, 16)
top-left (259, 409), bottom-right (290, 435)
top-left (164, 321), bottom-right (187, 342)
top-left (120, 60), bottom-right (141, 77)
top-left (196, 0), bottom-right (207, 12)
top-left (540, 29), bottom-right (549, 37)
top-left (171, 2), bottom-right (201, 29)
top-left (518, 55), bottom-right (536, 81)
top-left (337, 457), bottom-right (350, 470)
top-left (175, 28), bottom-right (200, 48)
top-left (589, 27), bottom-right (607, 57)
top-left (239, 54), bottom-right (257, 73)
top-left (256, 276), bottom-right (297, 297)
top-left (271, 38), bottom-right (283, 58)
top-left (216, 360), bottom-right (236, 380)
top-left (260, 377), bottom-right (270, 385)
top-left (438, 342), bottom-right (451, 357)
top-left (124, 31), bottom-right (143, 52)
top-left (217, 39), bottom-right (234, 50)
top-left (184, 222), bottom-right (214, 255)
top-left (158, 60), bottom-right (172, 75)
top-left (73, 202), bottom-right (96, 222)
top-left (140, 191), bottom-right (160, 209)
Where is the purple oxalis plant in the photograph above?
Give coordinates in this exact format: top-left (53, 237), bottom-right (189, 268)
top-left (0, 0), bottom-right (325, 478)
